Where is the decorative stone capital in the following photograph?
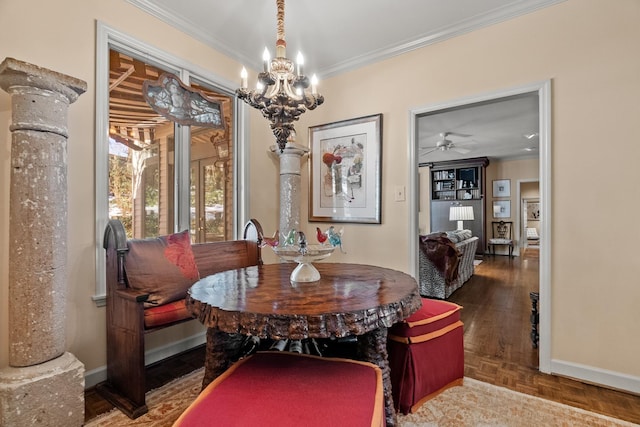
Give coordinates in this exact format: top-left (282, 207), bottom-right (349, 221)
top-left (0, 57), bottom-right (87, 137)
top-left (0, 57), bottom-right (87, 103)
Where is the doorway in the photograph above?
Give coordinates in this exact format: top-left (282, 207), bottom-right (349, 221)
top-left (521, 181), bottom-right (541, 252)
top-left (190, 157), bottom-right (229, 243)
top-left (409, 80), bottom-right (552, 373)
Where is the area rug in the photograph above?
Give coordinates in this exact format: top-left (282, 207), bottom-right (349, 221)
top-left (86, 370), bottom-right (637, 427)
top-left (473, 259), bottom-right (483, 267)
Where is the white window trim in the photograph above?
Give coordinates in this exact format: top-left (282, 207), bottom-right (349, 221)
top-left (93, 21), bottom-right (249, 305)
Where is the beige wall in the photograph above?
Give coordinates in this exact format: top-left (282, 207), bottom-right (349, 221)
top-left (1, 0), bottom-right (639, 389)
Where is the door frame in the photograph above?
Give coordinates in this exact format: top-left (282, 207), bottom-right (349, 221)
top-left (520, 191), bottom-right (540, 250)
top-left (190, 157), bottom-right (228, 243)
top-left (408, 79), bottom-right (552, 373)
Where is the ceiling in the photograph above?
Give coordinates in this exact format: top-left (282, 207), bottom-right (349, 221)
top-left (416, 93), bottom-right (540, 164)
top-left (128, 0), bottom-right (562, 79)
top-left (127, 0), bottom-right (554, 163)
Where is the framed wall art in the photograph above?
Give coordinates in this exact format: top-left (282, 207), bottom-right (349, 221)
top-left (492, 179), bottom-right (511, 198)
top-left (526, 200), bottom-right (541, 221)
top-left (493, 200), bottom-right (511, 218)
top-left (309, 114), bottom-right (382, 223)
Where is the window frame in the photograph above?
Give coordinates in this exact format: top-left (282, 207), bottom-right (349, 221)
top-left (94, 22), bottom-right (249, 305)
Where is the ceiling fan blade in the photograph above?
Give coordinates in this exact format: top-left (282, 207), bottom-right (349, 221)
top-left (453, 147), bottom-right (471, 154)
top-left (452, 139), bottom-right (477, 147)
top-left (445, 131), bottom-right (472, 138)
top-left (419, 146), bottom-right (440, 155)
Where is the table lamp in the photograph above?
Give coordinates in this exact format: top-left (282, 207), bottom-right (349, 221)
top-left (449, 205), bottom-right (474, 230)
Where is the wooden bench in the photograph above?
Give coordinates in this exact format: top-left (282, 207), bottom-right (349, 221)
top-left (97, 219), bottom-right (263, 419)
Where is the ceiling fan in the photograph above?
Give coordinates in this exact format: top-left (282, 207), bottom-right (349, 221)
top-left (420, 132), bottom-right (475, 156)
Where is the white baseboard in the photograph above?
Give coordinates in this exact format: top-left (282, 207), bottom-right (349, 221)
top-left (84, 332), bottom-right (206, 389)
top-left (551, 359), bottom-right (640, 395)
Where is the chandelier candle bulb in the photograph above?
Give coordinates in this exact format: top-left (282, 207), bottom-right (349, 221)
top-left (263, 47), bottom-right (270, 72)
top-left (311, 74), bottom-right (318, 95)
top-left (240, 67), bottom-right (248, 89)
top-left (296, 51), bottom-right (304, 75)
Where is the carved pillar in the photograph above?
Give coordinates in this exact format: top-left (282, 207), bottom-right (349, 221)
top-left (271, 137), bottom-right (309, 238)
top-left (0, 57), bottom-right (87, 426)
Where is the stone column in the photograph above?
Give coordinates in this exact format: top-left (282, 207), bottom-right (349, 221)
top-left (270, 138), bottom-right (309, 239)
top-left (0, 57), bottom-right (87, 426)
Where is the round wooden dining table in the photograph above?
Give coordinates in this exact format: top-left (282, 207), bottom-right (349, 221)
top-left (187, 262), bottom-right (422, 426)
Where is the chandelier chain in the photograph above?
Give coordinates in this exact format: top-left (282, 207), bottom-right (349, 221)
top-left (277, 0), bottom-right (285, 45)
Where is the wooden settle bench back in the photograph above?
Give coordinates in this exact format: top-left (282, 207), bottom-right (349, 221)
top-left (99, 218), bottom-right (263, 419)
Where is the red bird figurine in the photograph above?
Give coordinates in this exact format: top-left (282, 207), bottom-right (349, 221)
top-left (260, 229), bottom-right (279, 248)
top-left (316, 227), bottom-right (328, 244)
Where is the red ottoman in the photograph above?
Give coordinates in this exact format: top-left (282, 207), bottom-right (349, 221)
top-left (173, 351), bottom-right (385, 427)
top-left (388, 298), bottom-right (464, 414)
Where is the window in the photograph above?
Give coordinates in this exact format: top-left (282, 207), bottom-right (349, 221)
top-left (95, 23), bottom-right (247, 304)
top-left (107, 51), bottom-right (177, 238)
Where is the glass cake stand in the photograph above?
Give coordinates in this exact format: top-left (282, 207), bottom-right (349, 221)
top-left (272, 244), bottom-right (335, 282)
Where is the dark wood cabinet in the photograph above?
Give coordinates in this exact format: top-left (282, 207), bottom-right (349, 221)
top-left (423, 157), bottom-right (489, 255)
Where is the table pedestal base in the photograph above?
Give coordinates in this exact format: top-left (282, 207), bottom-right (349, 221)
top-left (357, 327), bottom-right (396, 427)
top-left (202, 329), bottom-right (245, 389)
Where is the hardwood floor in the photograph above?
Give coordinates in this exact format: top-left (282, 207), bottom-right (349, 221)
top-left (84, 249), bottom-right (640, 424)
top-left (448, 249), bottom-right (640, 424)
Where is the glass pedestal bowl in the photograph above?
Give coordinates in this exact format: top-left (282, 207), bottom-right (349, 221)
top-left (272, 244), bottom-right (335, 282)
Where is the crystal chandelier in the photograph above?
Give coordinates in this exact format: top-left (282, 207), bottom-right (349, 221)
top-left (236, 0), bottom-right (324, 153)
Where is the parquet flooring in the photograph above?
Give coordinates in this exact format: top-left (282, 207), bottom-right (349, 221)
top-left (449, 249), bottom-right (640, 424)
top-left (84, 249), bottom-right (640, 424)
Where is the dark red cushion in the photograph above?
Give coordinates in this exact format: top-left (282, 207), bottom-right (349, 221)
top-left (144, 299), bottom-right (192, 329)
top-left (125, 230), bottom-right (200, 306)
top-left (389, 298), bottom-right (462, 340)
top-left (174, 352), bottom-right (384, 427)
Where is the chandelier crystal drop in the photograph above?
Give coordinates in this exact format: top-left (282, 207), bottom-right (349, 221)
top-left (236, 0), bottom-right (324, 152)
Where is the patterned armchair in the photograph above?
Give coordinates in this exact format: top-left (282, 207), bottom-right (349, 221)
top-left (418, 230), bottom-right (478, 299)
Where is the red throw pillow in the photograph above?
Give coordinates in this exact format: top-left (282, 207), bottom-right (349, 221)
top-left (124, 230), bottom-right (200, 306)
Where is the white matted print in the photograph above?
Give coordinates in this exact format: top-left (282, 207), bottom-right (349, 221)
top-left (493, 200), bottom-right (511, 218)
top-left (492, 179), bottom-right (511, 198)
top-left (309, 114), bottom-right (382, 223)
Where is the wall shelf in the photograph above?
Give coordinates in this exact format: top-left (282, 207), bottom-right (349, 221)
top-left (423, 157), bottom-right (489, 255)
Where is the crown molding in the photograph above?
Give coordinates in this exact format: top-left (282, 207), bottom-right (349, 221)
top-left (127, 0), bottom-right (566, 78)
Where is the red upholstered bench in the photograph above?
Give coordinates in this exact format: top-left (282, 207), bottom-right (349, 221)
top-left (387, 298), bottom-right (464, 414)
top-left (173, 352), bottom-right (385, 427)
